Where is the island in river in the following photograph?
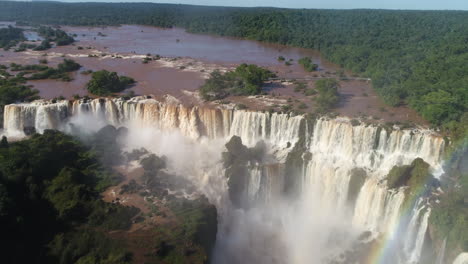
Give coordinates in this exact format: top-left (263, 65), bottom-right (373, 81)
top-left (0, 23), bottom-right (426, 125)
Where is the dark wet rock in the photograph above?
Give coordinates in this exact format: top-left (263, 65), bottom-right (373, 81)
top-left (117, 126), bottom-right (128, 137)
top-left (347, 168), bottom-right (367, 205)
top-left (223, 136), bottom-right (268, 208)
top-left (284, 118), bottom-right (310, 197)
top-left (125, 147), bottom-right (149, 161)
top-left (23, 126), bottom-right (36, 135)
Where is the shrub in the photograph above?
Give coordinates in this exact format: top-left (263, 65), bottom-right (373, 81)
top-left (199, 64), bottom-right (275, 100)
top-left (314, 78), bottom-right (340, 112)
top-left (86, 70), bottom-right (135, 96)
top-left (298, 57), bottom-right (318, 71)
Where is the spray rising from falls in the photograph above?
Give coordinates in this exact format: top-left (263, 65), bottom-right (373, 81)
top-left (3, 96), bottom-right (447, 263)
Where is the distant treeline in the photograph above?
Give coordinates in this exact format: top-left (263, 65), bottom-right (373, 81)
top-left (1, 1), bottom-right (467, 135)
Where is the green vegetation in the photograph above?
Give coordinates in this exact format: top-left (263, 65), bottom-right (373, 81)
top-left (0, 130), bottom-right (138, 263)
top-left (57, 58), bottom-right (81, 72)
top-left (14, 42), bottom-right (37, 52)
top-left (199, 64), bottom-right (275, 100)
top-left (431, 189), bottom-right (468, 259)
top-left (0, 25), bottom-right (24, 50)
top-left (33, 39), bottom-right (52, 51)
top-left (0, 25), bottom-right (74, 52)
top-left (386, 158), bottom-right (431, 190)
top-left (10, 59), bottom-right (82, 81)
top-left (314, 78), bottom-right (339, 112)
top-left (293, 81), bottom-right (307, 92)
top-left (86, 70), bottom-right (135, 96)
top-left (134, 151), bottom-right (217, 263)
top-left (298, 57), bottom-right (318, 72)
top-left (0, 64), bottom-right (40, 128)
top-left (1, 1), bottom-right (465, 134)
top-left (37, 26), bottom-right (75, 46)
top-left (430, 144), bottom-right (468, 261)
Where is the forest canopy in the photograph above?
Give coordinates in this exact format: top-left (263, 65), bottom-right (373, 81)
top-left (0, 130), bottom-right (138, 264)
top-left (0, 1), bottom-right (467, 134)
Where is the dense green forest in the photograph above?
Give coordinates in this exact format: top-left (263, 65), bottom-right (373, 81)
top-left (0, 1), bottom-right (467, 135)
top-left (0, 125), bottom-right (218, 263)
top-left (0, 130), bottom-right (138, 264)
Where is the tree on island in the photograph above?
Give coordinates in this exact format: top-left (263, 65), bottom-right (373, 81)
top-left (0, 26), bottom-right (25, 50)
top-left (298, 57), bottom-right (318, 72)
top-left (57, 59), bottom-right (81, 72)
top-left (315, 78), bottom-right (340, 112)
top-left (199, 64), bottom-right (275, 101)
top-left (86, 70), bottom-right (135, 96)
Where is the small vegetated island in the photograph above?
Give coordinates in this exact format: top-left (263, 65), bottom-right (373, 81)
top-left (314, 78), bottom-right (339, 112)
top-left (86, 70), bottom-right (135, 96)
top-left (199, 64), bottom-right (275, 100)
top-left (0, 25), bottom-right (25, 50)
top-left (298, 57), bottom-right (318, 72)
top-left (0, 24), bottom-right (74, 52)
top-left (0, 58), bottom-right (82, 126)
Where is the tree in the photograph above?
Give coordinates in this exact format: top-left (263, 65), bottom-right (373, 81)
top-left (315, 78), bottom-right (340, 112)
top-left (199, 64), bottom-right (275, 100)
top-left (57, 59), bottom-right (81, 72)
top-left (86, 70), bottom-right (135, 96)
top-left (298, 57), bottom-right (318, 72)
top-left (416, 90), bottom-right (460, 125)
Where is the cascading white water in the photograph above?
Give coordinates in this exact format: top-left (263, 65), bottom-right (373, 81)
top-left (435, 237), bottom-right (447, 264)
top-left (2, 97), bottom-right (447, 264)
top-left (402, 199), bottom-right (432, 263)
top-left (453, 253), bottom-right (468, 264)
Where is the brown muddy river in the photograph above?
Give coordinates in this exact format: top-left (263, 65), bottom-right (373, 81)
top-left (64, 25), bottom-right (333, 67)
top-left (0, 24), bottom-right (426, 124)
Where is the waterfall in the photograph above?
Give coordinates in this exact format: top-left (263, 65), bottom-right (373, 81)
top-left (453, 253), bottom-right (468, 264)
top-left (403, 200), bottom-right (431, 263)
top-left (2, 97), bottom-right (447, 264)
top-left (436, 237), bottom-right (447, 264)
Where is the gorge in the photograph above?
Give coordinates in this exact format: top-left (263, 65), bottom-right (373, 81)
top-left (1, 96), bottom-right (456, 263)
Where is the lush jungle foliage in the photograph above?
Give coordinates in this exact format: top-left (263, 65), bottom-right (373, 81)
top-left (314, 78), bottom-right (340, 112)
top-left (0, 130), bottom-right (139, 264)
top-left (86, 70), bottom-right (135, 96)
top-left (0, 25), bottom-right (25, 50)
top-left (1, 1), bottom-right (466, 133)
top-left (199, 63), bottom-right (275, 100)
top-left (9, 58), bottom-right (81, 81)
top-left (430, 143), bottom-right (468, 260)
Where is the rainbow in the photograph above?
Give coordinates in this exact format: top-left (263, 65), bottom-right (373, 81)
top-left (365, 138), bottom-right (467, 264)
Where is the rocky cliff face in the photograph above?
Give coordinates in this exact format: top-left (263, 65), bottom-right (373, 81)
top-left (2, 96), bottom-right (451, 264)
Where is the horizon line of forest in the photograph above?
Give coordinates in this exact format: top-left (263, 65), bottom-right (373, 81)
top-left (0, 1), bottom-right (467, 138)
